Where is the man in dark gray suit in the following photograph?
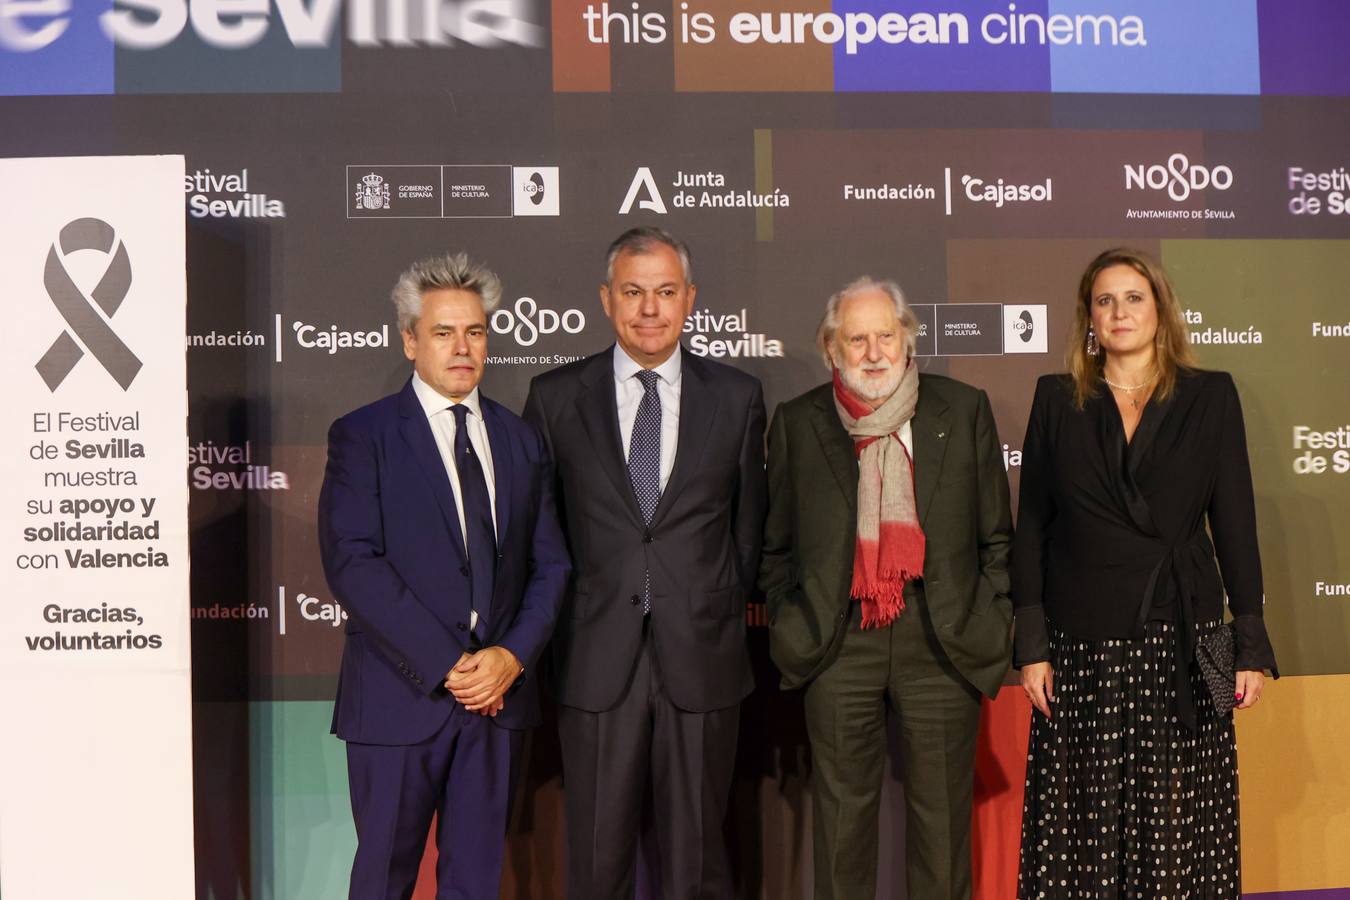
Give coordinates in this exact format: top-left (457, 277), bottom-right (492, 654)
top-left (524, 227), bottom-right (767, 900)
top-left (758, 277), bottom-right (1013, 900)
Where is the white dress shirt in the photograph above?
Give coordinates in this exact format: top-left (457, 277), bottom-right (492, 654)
top-left (614, 344), bottom-right (681, 492)
top-left (411, 373), bottom-right (497, 627)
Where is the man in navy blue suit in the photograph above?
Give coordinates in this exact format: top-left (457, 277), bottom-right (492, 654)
top-left (319, 252), bottom-right (570, 900)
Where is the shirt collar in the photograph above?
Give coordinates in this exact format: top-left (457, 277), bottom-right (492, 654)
top-left (612, 342), bottom-right (682, 387)
top-left (411, 371), bottom-right (482, 420)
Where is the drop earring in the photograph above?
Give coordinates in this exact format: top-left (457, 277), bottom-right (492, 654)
top-left (1086, 327), bottom-right (1100, 356)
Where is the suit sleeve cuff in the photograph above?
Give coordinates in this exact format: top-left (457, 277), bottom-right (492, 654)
top-left (1233, 613), bottom-right (1279, 676)
top-left (494, 634), bottom-right (533, 683)
top-left (1014, 605), bottom-right (1051, 668)
top-left (406, 646), bottom-right (462, 697)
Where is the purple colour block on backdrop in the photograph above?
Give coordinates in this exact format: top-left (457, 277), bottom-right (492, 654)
top-left (832, 0), bottom-right (1051, 93)
top-left (1257, 0), bottom-right (1350, 95)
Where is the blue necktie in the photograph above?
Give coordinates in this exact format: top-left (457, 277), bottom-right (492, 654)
top-left (451, 404), bottom-right (495, 639)
top-left (628, 370), bottom-right (661, 614)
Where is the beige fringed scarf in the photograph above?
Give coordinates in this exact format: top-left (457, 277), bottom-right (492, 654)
top-left (832, 363), bottom-right (926, 628)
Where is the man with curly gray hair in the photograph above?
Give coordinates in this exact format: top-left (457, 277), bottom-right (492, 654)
top-left (759, 275), bottom-right (1012, 900)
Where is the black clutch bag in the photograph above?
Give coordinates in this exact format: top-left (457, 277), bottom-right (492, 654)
top-left (1196, 622), bottom-right (1237, 715)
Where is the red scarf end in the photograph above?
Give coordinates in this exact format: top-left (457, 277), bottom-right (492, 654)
top-left (855, 583), bottom-right (908, 630)
top-left (851, 527), bottom-right (925, 627)
top-left (851, 558), bottom-right (919, 629)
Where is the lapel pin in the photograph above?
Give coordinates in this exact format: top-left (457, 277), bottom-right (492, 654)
top-left (936, 431), bottom-right (946, 439)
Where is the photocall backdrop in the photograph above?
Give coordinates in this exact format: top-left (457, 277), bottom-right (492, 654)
top-left (3, 2), bottom-right (1349, 898)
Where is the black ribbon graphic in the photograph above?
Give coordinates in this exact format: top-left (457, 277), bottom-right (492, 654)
top-left (36, 218), bottom-right (141, 391)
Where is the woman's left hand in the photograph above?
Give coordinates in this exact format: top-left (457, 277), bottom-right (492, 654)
top-left (1235, 669), bottom-right (1265, 710)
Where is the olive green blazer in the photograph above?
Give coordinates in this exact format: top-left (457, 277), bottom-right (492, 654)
top-left (758, 375), bottom-right (1013, 698)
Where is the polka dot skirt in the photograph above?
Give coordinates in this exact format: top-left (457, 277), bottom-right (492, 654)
top-left (1018, 620), bottom-right (1240, 899)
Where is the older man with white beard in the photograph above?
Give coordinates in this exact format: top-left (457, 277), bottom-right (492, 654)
top-left (759, 277), bottom-right (1013, 900)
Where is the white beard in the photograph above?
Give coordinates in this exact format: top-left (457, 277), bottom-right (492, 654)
top-left (841, 361), bottom-right (903, 404)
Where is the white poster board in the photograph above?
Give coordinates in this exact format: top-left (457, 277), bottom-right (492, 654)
top-left (0, 155), bottom-right (194, 899)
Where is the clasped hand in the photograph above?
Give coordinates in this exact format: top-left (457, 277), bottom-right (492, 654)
top-left (444, 647), bottom-right (522, 717)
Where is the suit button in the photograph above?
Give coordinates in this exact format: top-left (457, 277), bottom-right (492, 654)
top-left (459, 565), bottom-right (469, 576)
top-left (643, 532), bottom-right (653, 544)
top-left (630, 594), bottom-right (641, 606)
top-left (456, 622), bottom-right (468, 632)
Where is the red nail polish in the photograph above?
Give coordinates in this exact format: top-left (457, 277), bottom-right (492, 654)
top-left (1235, 693), bottom-right (1243, 700)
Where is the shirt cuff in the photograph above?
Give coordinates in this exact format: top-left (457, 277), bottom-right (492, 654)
top-left (1014, 605), bottom-right (1051, 668)
top-left (1233, 613), bottom-right (1279, 676)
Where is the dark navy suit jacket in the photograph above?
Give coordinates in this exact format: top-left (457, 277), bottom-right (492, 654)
top-left (319, 378), bottom-right (570, 744)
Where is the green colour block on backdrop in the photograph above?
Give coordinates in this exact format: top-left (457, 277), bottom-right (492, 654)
top-left (249, 701), bottom-right (354, 900)
top-left (1163, 239), bottom-right (1350, 678)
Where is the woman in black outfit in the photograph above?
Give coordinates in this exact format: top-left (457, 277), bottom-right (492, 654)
top-left (1013, 248), bottom-right (1278, 899)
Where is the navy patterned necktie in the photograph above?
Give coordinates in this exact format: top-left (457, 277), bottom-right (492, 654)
top-left (628, 370), bottom-right (662, 614)
top-left (451, 404), bottom-right (496, 637)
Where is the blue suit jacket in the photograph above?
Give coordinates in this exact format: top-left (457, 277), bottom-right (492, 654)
top-left (319, 378), bottom-right (570, 743)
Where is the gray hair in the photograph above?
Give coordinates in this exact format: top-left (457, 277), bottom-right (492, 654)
top-left (815, 276), bottom-right (919, 368)
top-left (604, 226), bottom-right (693, 284)
top-left (391, 252), bottom-right (502, 333)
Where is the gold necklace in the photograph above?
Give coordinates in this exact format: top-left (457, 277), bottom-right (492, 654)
top-left (1102, 371), bottom-right (1157, 410)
